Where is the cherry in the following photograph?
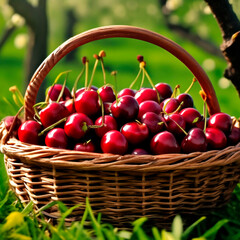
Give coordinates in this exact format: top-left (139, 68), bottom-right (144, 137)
top-left (3, 116), bottom-right (22, 137)
top-left (111, 95), bottom-right (139, 122)
top-left (60, 99), bottom-right (75, 116)
top-left (205, 127), bottom-right (227, 150)
top-left (180, 108), bottom-right (202, 130)
top-left (161, 98), bottom-right (180, 114)
top-left (39, 102), bottom-right (69, 128)
top-left (150, 131), bottom-right (180, 155)
top-left (47, 84), bottom-right (71, 101)
top-left (121, 121), bottom-right (149, 145)
top-left (131, 148), bottom-right (149, 155)
top-left (75, 86), bottom-right (98, 98)
top-left (64, 113), bottom-right (93, 140)
top-left (181, 128), bottom-right (207, 153)
top-left (155, 82), bottom-right (173, 100)
top-left (165, 113), bottom-right (186, 136)
top-left (75, 89), bottom-right (100, 117)
top-left (176, 93), bottom-right (194, 110)
top-left (137, 100), bottom-right (161, 119)
top-left (117, 88), bottom-right (136, 98)
top-left (134, 88), bottom-right (158, 104)
top-left (208, 112), bottom-right (232, 134)
top-left (94, 115), bottom-right (118, 138)
top-left (141, 112), bottom-right (164, 135)
top-left (228, 126), bottom-right (240, 146)
top-left (45, 128), bottom-right (68, 149)
top-left (98, 85), bottom-right (116, 103)
top-left (74, 140), bottom-right (96, 152)
top-left (101, 130), bottom-right (128, 154)
top-left (103, 102), bottom-right (112, 115)
top-left (18, 120), bottom-right (42, 145)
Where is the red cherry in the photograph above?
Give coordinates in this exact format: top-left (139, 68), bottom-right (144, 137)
top-left (137, 100), bottom-right (161, 119)
top-left (45, 128), bottom-right (68, 149)
top-left (134, 88), bottom-right (158, 104)
top-left (111, 95), bottom-right (139, 122)
top-left (47, 84), bottom-right (71, 101)
top-left (131, 148), bottom-right (149, 155)
top-left (150, 131), bottom-right (180, 155)
top-left (121, 122), bottom-right (149, 145)
top-left (74, 141), bottom-right (96, 152)
top-left (3, 116), bottom-right (22, 137)
top-left (94, 115), bottom-right (118, 138)
top-left (205, 127), bottom-right (227, 150)
top-left (141, 112), bottom-right (164, 135)
top-left (181, 128), bottom-right (207, 153)
top-left (160, 98), bottom-right (180, 114)
top-left (64, 113), bottom-right (93, 140)
top-left (176, 93), bottom-right (194, 110)
top-left (165, 113), bottom-right (186, 136)
top-left (101, 130), bottom-right (128, 155)
top-left (228, 126), bottom-right (240, 146)
top-left (180, 108), bottom-right (202, 130)
top-left (103, 102), bottom-right (112, 115)
top-left (155, 83), bottom-right (173, 100)
top-left (75, 86), bottom-right (98, 98)
top-left (98, 85), bottom-right (116, 103)
top-left (75, 90), bottom-right (100, 117)
top-left (18, 120), bottom-right (42, 145)
top-left (117, 88), bottom-right (136, 98)
top-left (39, 102), bottom-right (68, 128)
top-left (60, 99), bottom-right (75, 116)
top-left (208, 112), bottom-right (232, 134)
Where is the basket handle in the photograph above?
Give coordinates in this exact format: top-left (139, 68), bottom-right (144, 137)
top-left (24, 25), bottom-right (220, 120)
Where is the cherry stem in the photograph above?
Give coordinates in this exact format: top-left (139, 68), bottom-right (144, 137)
top-left (111, 71), bottom-right (118, 94)
top-left (129, 68), bottom-right (142, 89)
top-left (171, 85), bottom-right (180, 98)
top-left (88, 58), bottom-right (99, 90)
top-left (100, 58), bottom-right (106, 85)
top-left (56, 75), bottom-right (68, 103)
top-left (85, 61), bottom-right (89, 88)
top-left (185, 77), bottom-right (197, 94)
top-left (139, 69), bottom-right (145, 89)
top-left (72, 66), bottom-right (85, 100)
top-left (168, 115), bottom-right (188, 136)
top-left (200, 90), bottom-right (208, 133)
top-left (38, 117), bottom-right (67, 137)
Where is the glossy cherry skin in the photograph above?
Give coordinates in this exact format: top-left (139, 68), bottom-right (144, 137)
top-left (101, 130), bottom-right (128, 155)
top-left (117, 88), bottom-right (136, 98)
top-left (176, 93), bottom-right (194, 110)
top-left (47, 84), bottom-right (71, 101)
top-left (205, 127), bottom-right (227, 150)
top-left (121, 122), bottom-right (149, 145)
top-left (75, 86), bottom-right (98, 98)
top-left (180, 108), bottom-right (202, 130)
top-left (74, 141), bottom-right (96, 152)
top-left (75, 90), bottom-right (100, 117)
top-left (111, 95), bottom-right (139, 122)
top-left (208, 112), bottom-right (232, 134)
top-left (141, 112), bottom-right (164, 135)
top-left (98, 85), bottom-right (116, 103)
top-left (131, 148), bottom-right (149, 155)
top-left (45, 128), bottom-right (68, 149)
top-left (150, 131), bottom-right (180, 155)
top-left (155, 83), bottom-right (173, 100)
top-left (165, 113), bottom-right (186, 136)
top-left (137, 100), bottom-right (161, 119)
top-left (134, 88), bottom-right (159, 104)
top-left (228, 126), bottom-right (240, 146)
top-left (60, 99), bottom-right (75, 116)
top-left (94, 115), bottom-right (118, 138)
top-left (39, 102), bottom-right (69, 128)
top-left (18, 120), bottom-right (42, 145)
top-left (64, 113), bottom-right (93, 140)
top-left (160, 98), bottom-right (180, 114)
top-left (181, 128), bottom-right (207, 153)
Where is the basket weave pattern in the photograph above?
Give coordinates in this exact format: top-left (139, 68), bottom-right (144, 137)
top-left (1, 25), bottom-right (240, 228)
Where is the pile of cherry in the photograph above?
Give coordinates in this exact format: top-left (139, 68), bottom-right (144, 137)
top-left (6, 53), bottom-right (240, 155)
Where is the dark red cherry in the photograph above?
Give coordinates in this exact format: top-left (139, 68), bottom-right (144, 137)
top-left (161, 98), bottom-right (180, 114)
top-left (18, 120), bottom-right (42, 145)
top-left (205, 127), bottom-right (227, 150)
top-left (180, 108), bottom-right (202, 130)
top-left (45, 128), bottom-right (68, 149)
top-left (94, 115), bottom-right (118, 138)
top-left (141, 112), bottom-right (164, 135)
top-left (74, 140), bottom-right (96, 152)
top-left (47, 84), bottom-right (71, 101)
top-left (181, 128), bottom-right (207, 153)
top-left (165, 113), bottom-right (186, 136)
top-left (135, 88), bottom-right (158, 104)
top-left (3, 116), bottom-right (22, 137)
top-left (117, 88), bottom-right (136, 98)
top-left (176, 93), bottom-right (194, 110)
top-left (103, 102), bottom-right (112, 115)
top-left (121, 122), bottom-right (149, 145)
top-left (60, 99), bottom-right (75, 116)
top-left (155, 82), bottom-right (173, 100)
top-left (131, 148), bottom-right (149, 155)
top-left (228, 126), bottom-right (240, 146)
top-left (111, 95), bottom-right (139, 122)
top-left (137, 100), bottom-right (161, 119)
top-left (39, 102), bottom-right (69, 128)
top-left (75, 86), bottom-right (98, 98)
top-left (150, 131), bottom-right (180, 155)
top-left (98, 85), bottom-right (116, 103)
top-left (101, 130), bottom-right (128, 155)
top-left (64, 113), bottom-right (93, 140)
top-left (75, 90), bottom-right (100, 117)
top-left (208, 112), bottom-right (232, 134)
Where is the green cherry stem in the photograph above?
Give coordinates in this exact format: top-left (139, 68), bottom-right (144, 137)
top-left (72, 66), bottom-right (85, 100)
top-left (185, 77), bottom-right (197, 94)
top-left (88, 55), bottom-right (99, 90)
top-left (85, 60), bottom-right (89, 89)
top-left (200, 90), bottom-right (208, 133)
top-left (129, 68), bottom-right (142, 89)
top-left (56, 75), bottom-right (68, 103)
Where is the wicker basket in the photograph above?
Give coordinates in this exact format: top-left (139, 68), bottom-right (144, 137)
top-left (1, 25), bottom-right (240, 229)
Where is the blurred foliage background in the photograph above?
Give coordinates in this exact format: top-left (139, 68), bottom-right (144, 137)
top-left (0, 0), bottom-right (240, 120)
